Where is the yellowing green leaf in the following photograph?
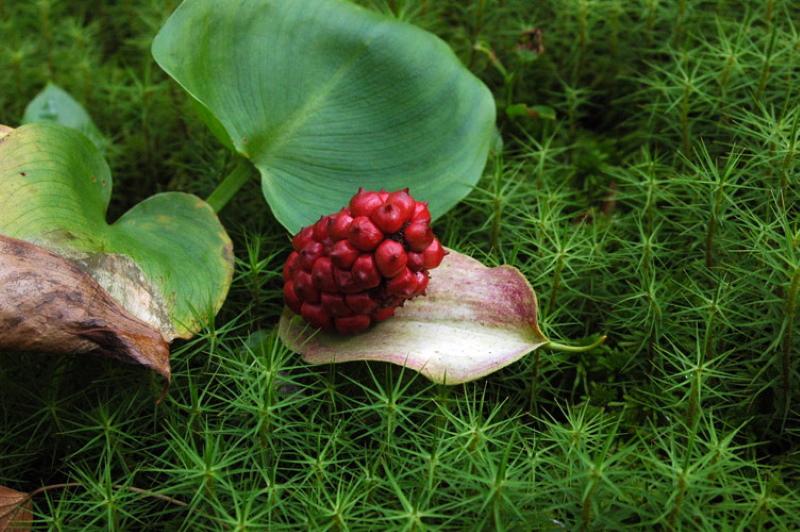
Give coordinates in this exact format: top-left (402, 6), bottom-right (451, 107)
top-left (0, 124), bottom-right (234, 378)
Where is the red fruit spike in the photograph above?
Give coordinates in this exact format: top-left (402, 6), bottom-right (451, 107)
top-left (421, 238), bottom-right (446, 269)
top-left (348, 216), bottom-right (384, 251)
top-left (283, 251), bottom-right (300, 280)
top-left (321, 292), bottom-right (353, 317)
top-left (370, 202), bottom-right (405, 234)
top-left (335, 315), bottom-right (371, 334)
top-left (414, 270), bottom-right (430, 295)
top-left (386, 267), bottom-right (419, 298)
top-left (291, 226), bottom-right (314, 251)
top-left (330, 239), bottom-right (359, 269)
top-left (330, 210), bottom-right (354, 240)
top-left (345, 293), bottom-right (378, 314)
top-left (311, 257), bottom-right (337, 292)
top-left (301, 302), bottom-right (332, 330)
top-left (412, 202), bottom-right (431, 223)
top-left (406, 251), bottom-right (424, 272)
top-left (349, 188), bottom-right (384, 217)
top-left (313, 215), bottom-right (333, 241)
top-left (374, 240), bottom-right (408, 277)
top-left (352, 254), bottom-right (381, 289)
top-left (334, 267), bottom-right (360, 294)
top-left (404, 221), bottom-right (434, 252)
top-left (283, 281), bottom-right (302, 313)
top-left (373, 306), bottom-right (396, 322)
top-left (378, 189), bottom-right (390, 202)
top-left (387, 189), bottom-right (415, 218)
top-left (298, 241), bottom-right (324, 271)
top-left (293, 270), bottom-right (320, 303)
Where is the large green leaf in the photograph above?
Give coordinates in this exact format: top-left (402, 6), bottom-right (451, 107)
top-left (0, 123), bottom-right (233, 370)
top-left (22, 83), bottom-right (106, 151)
top-left (153, 0), bottom-right (496, 233)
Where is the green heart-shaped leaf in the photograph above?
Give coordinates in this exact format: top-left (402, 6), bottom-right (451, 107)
top-left (22, 83), bottom-right (106, 151)
top-left (0, 124), bottom-right (234, 376)
top-left (153, 0), bottom-right (496, 233)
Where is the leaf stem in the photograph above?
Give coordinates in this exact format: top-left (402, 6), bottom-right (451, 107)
top-left (545, 335), bottom-right (607, 353)
top-left (206, 158), bottom-right (254, 213)
top-left (21, 482), bottom-right (187, 508)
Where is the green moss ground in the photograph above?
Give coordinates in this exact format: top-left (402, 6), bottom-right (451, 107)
top-left (1, 0), bottom-right (799, 529)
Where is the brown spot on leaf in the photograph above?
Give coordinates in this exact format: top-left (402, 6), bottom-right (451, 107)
top-left (0, 125), bottom-right (12, 143)
top-left (0, 235), bottom-right (171, 380)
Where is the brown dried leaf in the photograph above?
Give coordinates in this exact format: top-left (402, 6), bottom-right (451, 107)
top-left (0, 235), bottom-right (170, 379)
top-left (0, 486), bottom-right (31, 532)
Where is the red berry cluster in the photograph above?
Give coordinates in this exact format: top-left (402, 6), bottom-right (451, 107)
top-left (283, 188), bottom-right (446, 334)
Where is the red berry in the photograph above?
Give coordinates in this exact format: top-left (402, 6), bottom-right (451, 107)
top-left (301, 302), bottom-right (332, 330)
top-left (334, 267), bottom-right (360, 294)
top-left (311, 257), bottom-right (337, 292)
top-left (412, 202), bottom-right (431, 223)
top-left (387, 267), bottom-right (418, 298)
top-left (283, 251), bottom-right (300, 279)
top-left (387, 189), bottom-right (415, 219)
top-left (293, 270), bottom-right (319, 303)
top-left (421, 238), bottom-right (446, 269)
top-left (374, 240), bottom-right (407, 277)
top-left (313, 215), bottom-right (333, 241)
top-left (349, 188), bottom-right (383, 217)
top-left (370, 202), bottom-right (406, 234)
top-left (321, 292), bottom-right (353, 317)
top-left (283, 188), bottom-right (445, 335)
top-left (283, 281), bottom-right (302, 313)
top-left (352, 254), bottom-right (381, 289)
top-left (406, 252), bottom-right (424, 272)
top-left (292, 226), bottom-right (314, 251)
top-left (335, 315), bottom-right (371, 334)
top-left (414, 271), bottom-right (430, 294)
top-left (346, 293), bottom-right (378, 314)
top-left (330, 210), bottom-right (353, 240)
top-left (373, 306), bottom-right (396, 321)
top-left (330, 239), bottom-right (359, 269)
top-left (348, 216), bottom-right (384, 251)
top-left (298, 241), bottom-right (324, 271)
top-left (404, 221), bottom-right (434, 252)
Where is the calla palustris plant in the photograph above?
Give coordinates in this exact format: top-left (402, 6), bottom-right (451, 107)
top-left (153, 0), bottom-right (604, 383)
top-left (152, 0), bottom-right (496, 233)
top-left (279, 247), bottom-right (606, 384)
top-left (0, 120), bottom-right (233, 381)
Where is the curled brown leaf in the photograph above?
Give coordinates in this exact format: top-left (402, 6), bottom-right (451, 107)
top-left (0, 235), bottom-right (170, 379)
top-left (0, 486), bottom-right (31, 532)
